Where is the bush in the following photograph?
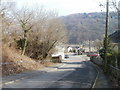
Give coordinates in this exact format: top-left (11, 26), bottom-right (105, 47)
top-left (99, 48), bottom-right (105, 59)
top-left (73, 49), bottom-right (76, 53)
top-left (107, 53), bottom-right (112, 56)
top-left (69, 49), bottom-right (72, 52)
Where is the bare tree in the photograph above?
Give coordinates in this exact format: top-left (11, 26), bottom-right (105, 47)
top-left (1, 1), bottom-right (16, 46)
top-left (112, 0), bottom-right (120, 11)
top-left (93, 39), bottom-right (103, 51)
top-left (25, 10), bottom-right (68, 61)
top-left (13, 7), bottom-right (34, 55)
top-left (42, 18), bottom-right (67, 58)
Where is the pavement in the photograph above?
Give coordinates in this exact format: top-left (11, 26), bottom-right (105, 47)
top-left (91, 62), bottom-right (114, 88)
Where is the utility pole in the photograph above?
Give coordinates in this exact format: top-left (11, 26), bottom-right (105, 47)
top-left (89, 39), bottom-right (91, 52)
top-left (104, 0), bottom-right (109, 73)
top-left (118, 1), bottom-right (120, 52)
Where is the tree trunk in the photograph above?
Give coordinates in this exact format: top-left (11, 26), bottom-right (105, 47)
top-left (22, 38), bottom-right (27, 55)
top-left (22, 30), bottom-right (27, 55)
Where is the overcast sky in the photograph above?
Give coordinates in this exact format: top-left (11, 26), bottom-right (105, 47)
top-left (3, 0), bottom-right (120, 16)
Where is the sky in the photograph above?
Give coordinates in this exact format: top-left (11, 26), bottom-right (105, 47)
top-left (2, 0), bottom-right (120, 16)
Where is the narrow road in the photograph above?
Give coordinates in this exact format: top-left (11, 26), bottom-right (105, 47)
top-left (3, 54), bottom-right (98, 88)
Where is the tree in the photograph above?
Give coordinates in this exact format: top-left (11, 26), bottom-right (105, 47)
top-left (112, 0), bottom-right (120, 11)
top-left (42, 18), bottom-right (67, 58)
top-left (1, 3), bottom-right (68, 62)
top-left (94, 39), bottom-right (103, 51)
top-left (24, 9), bottom-right (68, 62)
top-left (13, 7), bottom-right (34, 55)
top-left (1, 1), bottom-right (16, 46)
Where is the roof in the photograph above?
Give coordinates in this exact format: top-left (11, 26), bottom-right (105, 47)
top-left (109, 30), bottom-right (120, 43)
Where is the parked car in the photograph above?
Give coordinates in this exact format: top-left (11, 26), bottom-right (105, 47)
top-left (87, 52), bottom-right (99, 57)
top-left (65, 55), bottom-right (69, 58)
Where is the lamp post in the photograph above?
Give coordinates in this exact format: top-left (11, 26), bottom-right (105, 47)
top-left (104, 0), bottom-right (109, 73)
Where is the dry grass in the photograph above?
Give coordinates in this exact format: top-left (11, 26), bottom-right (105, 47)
top-left (2, 45), bottom-right (57, 76)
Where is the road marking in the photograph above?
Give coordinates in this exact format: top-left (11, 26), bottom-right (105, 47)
top-left (2, 63), bottom-right (67, 86)
top-left (58, 64), bottom-right (66, 68)
top-left (47, 64), bottom-right (66, 72)
top-left (2, 77), bottom-right (28, 86)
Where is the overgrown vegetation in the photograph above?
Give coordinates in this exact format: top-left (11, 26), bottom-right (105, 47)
top-left (1, 2), bottom-right (67, 61)
top-left (1, 2), bottom-right (67, 75)
top-left (99, 38), bottom-right (120, 68)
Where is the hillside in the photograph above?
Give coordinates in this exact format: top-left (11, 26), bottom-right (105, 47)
top-left (2, 45), bottom-right (56, 76)
top-left (61, 12), bottom-right (118, 44)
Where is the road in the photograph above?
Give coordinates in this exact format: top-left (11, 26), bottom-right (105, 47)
top-left (3, 54), bottom-right (98, 88)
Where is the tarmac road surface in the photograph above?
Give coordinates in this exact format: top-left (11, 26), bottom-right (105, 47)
top-left (2, 54), bottom-right (99, 88)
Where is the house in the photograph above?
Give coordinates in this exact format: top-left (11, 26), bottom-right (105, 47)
top-left (109, 30), bottom-right (120, 52)
top-left (67, 46), bottom-right (73, 52)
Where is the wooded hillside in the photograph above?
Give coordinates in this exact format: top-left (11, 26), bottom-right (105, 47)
top-left (61, 12), bottom-right (118, 44)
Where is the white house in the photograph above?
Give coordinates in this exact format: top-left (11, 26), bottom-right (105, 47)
top-left (67, 46), bottom-right (73, 52)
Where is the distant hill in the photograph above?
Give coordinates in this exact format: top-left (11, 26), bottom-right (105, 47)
top-left (61, 12), bottom-right (118, 44)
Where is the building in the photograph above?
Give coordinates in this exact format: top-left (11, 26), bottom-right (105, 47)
top-left (67, 46), bottom-right (73, 52)
top-left (109, 30), bottom-right (120, 52)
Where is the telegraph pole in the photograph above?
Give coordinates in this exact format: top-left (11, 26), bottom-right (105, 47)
top-left (89, 39), bottom-right (91, 52)
top-left (104, 0), bottom-right (109, 73)
top-left (118, 1), bottom-right (120, 52)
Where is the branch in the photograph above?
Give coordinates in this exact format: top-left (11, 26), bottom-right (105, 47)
top-left (47, 40), bottom-right (58, 53)
top-left (112, 0), bottom-right (119, 12)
